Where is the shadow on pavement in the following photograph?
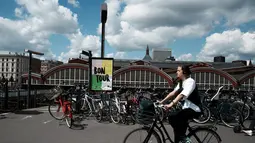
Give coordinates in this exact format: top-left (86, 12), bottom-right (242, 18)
top-left (0, 115), bottom-right (7, 120)
top-left (13, 110), bottom-right (44, 115)
top-left (71, 123), bottom-right (88, 130)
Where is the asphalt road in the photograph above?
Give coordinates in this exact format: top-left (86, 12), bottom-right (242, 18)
top-left (0, 106), bottom-right (254, 143)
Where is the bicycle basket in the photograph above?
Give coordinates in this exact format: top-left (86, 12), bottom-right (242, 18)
top-left (136, 99), bottom-right (156, 125)
top-left (46, 86), bottom-right (63, 100)
top-left (136, 109), bottom-right (156, 125)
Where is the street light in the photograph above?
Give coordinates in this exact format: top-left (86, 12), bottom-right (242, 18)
top-left (80, 50), bottom-right (92, 113)
top-left (81, 50), bottom-right (92, 89)
top-left (101, 3), bottom-right (107, 58)
top-left (24, 49), bottom-right (44, 108)
top-left (81, 50), bottom-right (92, 57)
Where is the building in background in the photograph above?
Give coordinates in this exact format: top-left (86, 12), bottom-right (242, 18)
top-left (143, 45), bottom-right (152, 61)
top-left (0, 51), bottom-right (41, 86)
top-left (20, 47), bottom-right (255, 91)
top-left (40, 60), bottom-right (63, 74)
top-left (214, 56), bottom-right (225, 62)
top-left (152, 48), bottom-right (172, 61)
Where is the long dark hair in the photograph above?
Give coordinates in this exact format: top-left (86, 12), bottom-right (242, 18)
top-left (180, 65), bottom-right (191, 76)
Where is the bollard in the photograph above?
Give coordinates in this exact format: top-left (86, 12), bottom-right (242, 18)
top-left (17, 88), bottom-right (20, 110)
top-left (34, 90), bottom-right (37, 108)
top-left (4, 81), bottom-right (8, 110)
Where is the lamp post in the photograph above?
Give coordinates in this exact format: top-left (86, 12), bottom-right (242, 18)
top-left (80, 50), bottom-right (92, 113)
top-left (81, 50), bottom-right (92, 88)
top-left (24, 49), bottom-right (44, 108)
top-left (101, 3), bottom-right (107, 58)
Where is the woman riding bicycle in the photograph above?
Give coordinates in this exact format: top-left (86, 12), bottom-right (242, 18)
top-left (160, 65), bottom-right (202, 143)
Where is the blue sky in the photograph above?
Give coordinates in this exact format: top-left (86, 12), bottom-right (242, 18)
top-left (0, 0), bottom-right (255, 63)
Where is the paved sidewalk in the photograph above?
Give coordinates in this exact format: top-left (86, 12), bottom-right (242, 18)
top-left (0, 106), bottom-right (254, 143)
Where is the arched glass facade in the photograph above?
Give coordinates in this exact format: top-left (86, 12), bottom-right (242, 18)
top-left (113, 69), bottom-right (172, 88)
top-left (21, 62), bottom-right (254, 90)
top-left (44, 68), bottom-right (89, 85)
top-left (191, 72), bottom-right (233, 90)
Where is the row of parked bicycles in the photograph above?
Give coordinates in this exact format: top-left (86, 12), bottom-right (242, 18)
top-left (46, 83), bottom-right (166, 127)
top-left (45, 83), bottom-right (255, 142)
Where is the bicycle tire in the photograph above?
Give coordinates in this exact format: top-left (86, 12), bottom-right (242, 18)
top-left (232, 101), bottom-right (250, 120)
top-left (193, 106), bottom-right (211, 124)
top-left (96, 109), bottom-right (103, 122)
top-left (65, 117), bottom-right (73, 128)
top-left (65, 104), bottom-right (73, 128)
top-left (110, 104), bottom-right (121, 124)
top-left (48, 100), bottom-right (65, 120)
top-left (123, 127), bottom-right (162, 143)
top-left (220, 106), bottom-right (243, 128)
top-left (188, 127), bottom-right (222, 143)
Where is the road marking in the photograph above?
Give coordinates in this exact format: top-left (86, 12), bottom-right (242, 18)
top-left (21, 115), bottom-right (32, 120)
top-left (43, 119), bottom-right (54, 124)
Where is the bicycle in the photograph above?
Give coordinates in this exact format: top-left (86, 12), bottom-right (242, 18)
top-left (193, 86), bottom-right (224, 124)
top-left (47, 86), bottom-right (74, 128)
top-left (233, 91), bottom-right (255, 136)
top-left (123, 102), bottom-right (222, 143)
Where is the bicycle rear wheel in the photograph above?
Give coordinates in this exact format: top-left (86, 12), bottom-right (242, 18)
top-left (220, 105), bottom-right (243, 128)
top-left (193, 106), bottom-right (211, 124)
top-left (123, 127), bottom-right (161, 143)
top-left (232, 101), bottom-right (250, 120)
top-left (188, 128), bottom-right (222, 143)
top-left (65, 105), bottom-right (74, 128)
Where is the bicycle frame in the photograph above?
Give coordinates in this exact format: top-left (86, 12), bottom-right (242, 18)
top-left (55, 95), bottom-right (72, 119)
top-left (84, 94), bottom-right (101, 114)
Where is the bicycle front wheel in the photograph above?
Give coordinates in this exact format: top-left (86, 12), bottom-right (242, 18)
top-left (188, 128), bottom-right (222, 143)
top-left (123, 127), bottom-right (161, 143)
top-left (48, 100), bottom-right (65, 120)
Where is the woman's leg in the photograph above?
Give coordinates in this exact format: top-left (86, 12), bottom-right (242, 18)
top-left (169, 109), bottom-right (199, 143)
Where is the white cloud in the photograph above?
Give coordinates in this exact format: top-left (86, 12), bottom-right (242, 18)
top-left (59, 30), bottom-right (101, 62)
top-left (15, 7), bottom-right (25, 18)
top-left (197, 29), bottom-right (255, 62)
top-left (106, 51), bottom-right (127, 59)
top-left (0, 0), bottom-right (79, 60)
top-left (1, 0), bottom-right (255, 64)
top-left (68, 0), bottom-right (79, 7)
top-left (0, 0), bottom-right (100, 63)
top-left (177, 53), bottom-right (193, 61)
top-left (99, 0), bottom-right (255, 52)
